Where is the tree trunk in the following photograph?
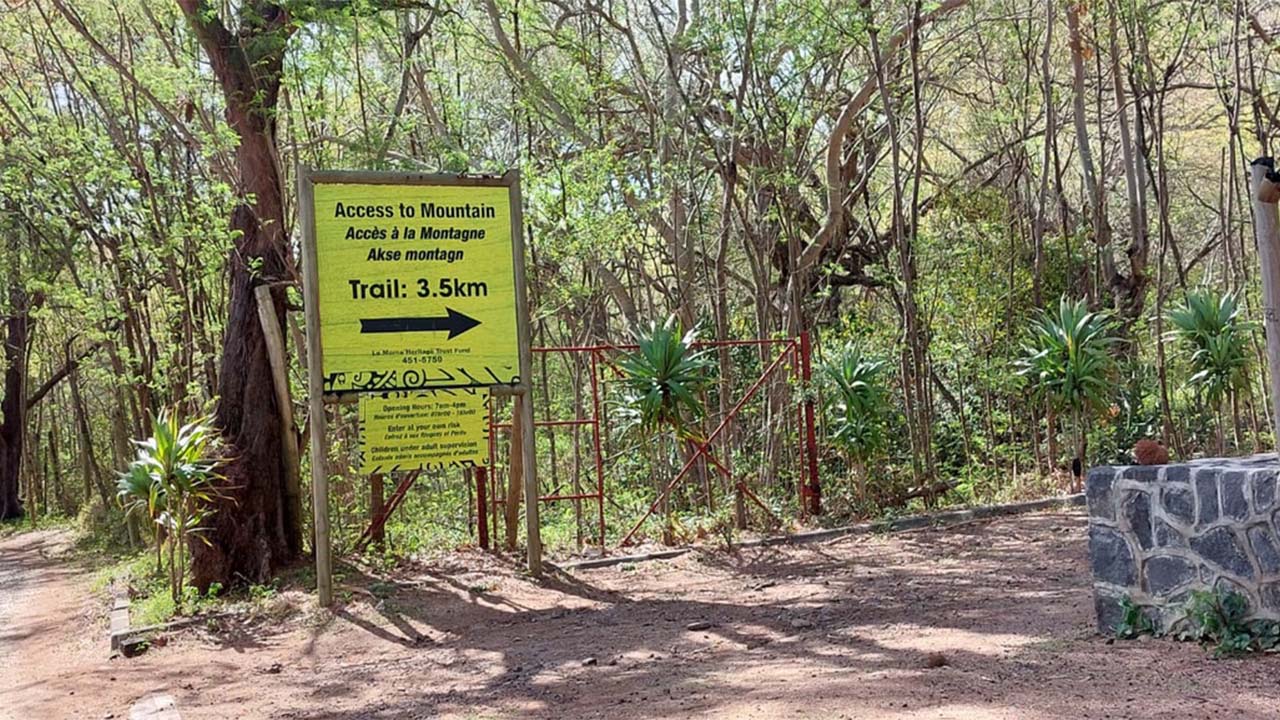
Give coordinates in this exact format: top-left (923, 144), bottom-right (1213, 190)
top-left (177, 4), bottom-right (300, 591)
top-left (370, 473), bottom-right (385, 548)
top-left (1066, 2), bottom-right (1112, 295)
top-left (0, 288), bottom-right (31, 521)
top-left (1046, 404), bottom-right (1060, 471)
top-left (68, 362), bottom-right (110, 511)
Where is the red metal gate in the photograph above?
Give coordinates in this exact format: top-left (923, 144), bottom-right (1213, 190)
top-left (477, 332), bottom-right (819, 553)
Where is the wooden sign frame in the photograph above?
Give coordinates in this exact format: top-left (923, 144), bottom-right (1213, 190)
top-left (298, 168), bottom-right (540, 606)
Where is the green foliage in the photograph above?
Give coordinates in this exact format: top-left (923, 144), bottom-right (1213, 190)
top-left (616, 317), bottom-right (713, 440)
top-left (121, 410), bottom-right (224, 607)
top-left (1017, 297), bottom-right (1117, 415)
top-left (818, 341), bottom-right (891, 503)
top-left (6, 0), bottom-right (1278, 565)
top-left (1167, 291), bottom-right (1253, 407)
top-left (1113, 596), bottom-right (1157, 639)
top-left (819, 342), bottom-right (889, 462)
top-left (1180, 588), bottom-right (1280, 656)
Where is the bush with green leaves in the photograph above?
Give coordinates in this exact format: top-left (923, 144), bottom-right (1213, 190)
top-left (117, 461), bottom-right (166, 574)
top-left (616, 317), bottom-right (713, 439)
top-left (1180, 587), bottom-right (1280, 656)
top-left (615, 317), bottom-right (713, 542)
top-left (818, 342), bottom-right (889, 501)
top-left (1167, 291), bottom-right (1255, 452)
top-left (1016, 297), bottom-right (1116, 478)
top-left (118, 411), bottom-right (224, 607)
top-left (1113, 596), bottom-right (1157, 639)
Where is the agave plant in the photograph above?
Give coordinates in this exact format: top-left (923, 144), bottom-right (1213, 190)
top-left (616, 317), bottom-right (713, 439)
top-left (819, 342), bottom-right (889, 500)
top-left (1167, 291), bottom-right (1254, 452)
top-left (116, 463), bottom-right (165, 573)
top-left (122, 410), bottom-right (223, 606)
top-left (1016, 297), bottom-right (1116, 481)
top-left (616, 317), bottom-right (712, 542)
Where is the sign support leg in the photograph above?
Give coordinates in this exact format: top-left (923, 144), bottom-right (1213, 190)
top-left (298, 166), bottom-right (333, 607)
top-left (518, 391), bottom-right (541, 574)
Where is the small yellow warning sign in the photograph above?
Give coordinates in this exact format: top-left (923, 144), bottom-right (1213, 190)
top-left (358, 389), bottom-right (489, 474)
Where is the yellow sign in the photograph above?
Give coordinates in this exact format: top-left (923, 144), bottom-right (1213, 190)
top-left (359, 389), bottom-right (490, 473)
top-left (311, 180), bottom-right (520, 393)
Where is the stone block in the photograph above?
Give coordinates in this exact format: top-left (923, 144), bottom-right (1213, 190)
top-left (1093, 591), bottom-right (1127, 634)
top-left (1253, 471), bottom-right (1277, 514)
top-left (1143, 555), bottom-right (1196, 596)
top-left (1222, 471), bottom-right (1250, 521)
top-left (1164, 465), bottom-right (1190, 484)
top-left (1160, 486), bottom-right (1195, 527)
top-left (1089, 526), bottom-right (1137, 587)
top-left (1248, 525), bottom-right (1280, 575)
top-left (1194, 469), bottom-right (1220, 527)
top-left (1190, 526), bottom-right (1255, 580)
top-left (1214, 576), bottom-right (1254, 607)
top-left (1154, 517), bottom-right (1185, 548)
top-left (1121, 490), bottom-right (1153, 550)
top-left (1086, 467), bottom-right (1116, 521)
top-left (1260, 582), bottom-right (1280, 612)
top-left (1124, 466), bottom-right (1159, 483)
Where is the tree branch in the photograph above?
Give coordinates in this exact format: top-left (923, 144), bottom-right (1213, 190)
top-left (800, 0), bottom-right (970, 273)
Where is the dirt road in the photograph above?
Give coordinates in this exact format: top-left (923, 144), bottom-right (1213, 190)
top-left (3, 511), bottom-right (1279, 719)
top-left (0, 529), bottom-right (99, 720)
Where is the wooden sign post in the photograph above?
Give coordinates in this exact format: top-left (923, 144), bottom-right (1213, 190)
top-left (1250, 157), bottom-right (1280, 451)
top-left (298, 169), bottom-right (539, 607)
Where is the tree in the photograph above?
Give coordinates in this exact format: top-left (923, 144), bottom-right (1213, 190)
top-left (1167, 291), bottom-right (1254, 453)
top-left (166, 0), bottom-right (300, 589)
top-left (1017, 297), bottom-right (1117, 487)
top-left (0, 272), bottom-right (36, 521)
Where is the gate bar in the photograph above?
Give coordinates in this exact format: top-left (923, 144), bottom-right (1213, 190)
top-left (619, 342), bottom-right (798, 546)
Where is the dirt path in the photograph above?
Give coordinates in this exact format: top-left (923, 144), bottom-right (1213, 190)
top-left (0, 529), bottom-right (103, 720)
top-left (4, 510), bottom-right (1280, 719)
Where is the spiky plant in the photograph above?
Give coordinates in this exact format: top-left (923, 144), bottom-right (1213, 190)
top-left (117, 463), bottom-right (165, 573)
top-left (819, 342), bottom-right (889, 500)
top-left (616, 317), bottom-right (712, 542)
top-left (123, 410), bottom-right (223, 606)
top-left (1016, 297), bottom-right (1117, 482)
top-left (617, 317), bottom-right (713, 439)
top-left (1167, 291), bottom-right (1254, 452)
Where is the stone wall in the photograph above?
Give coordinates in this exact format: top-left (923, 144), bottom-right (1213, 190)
top-left (1087, 454), bottom-right (1280, 633)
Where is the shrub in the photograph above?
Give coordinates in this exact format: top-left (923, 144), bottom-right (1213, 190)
top-left (818, 342), bottom-right (889, 501)
top-left (119, 411), bottom-right (224, 608)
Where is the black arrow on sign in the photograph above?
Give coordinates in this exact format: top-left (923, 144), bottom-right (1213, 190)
top-left (359, 308), bottom-right (481, 339)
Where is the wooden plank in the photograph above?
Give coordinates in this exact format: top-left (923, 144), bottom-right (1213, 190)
top-left (298, 165), bottom-right (334, 607)
top-left (1250, 158), bottom-right (1280, 449)
top-left (108, 593), bottom-right (129, 651)
top-left (254, 284), bottom-right (302, 551)
top-left (509, 171), bottom-right (541, 575)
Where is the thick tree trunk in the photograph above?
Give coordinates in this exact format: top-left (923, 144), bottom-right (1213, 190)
top-left (177, 3), bottom-right (300, 590)
top-left (191, 191), bottom-right (296, 591)
top-left (0, 301), bottom-right (29, 521)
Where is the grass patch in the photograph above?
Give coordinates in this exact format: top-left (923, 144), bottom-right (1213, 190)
top-left (0, 513), bottom-right (73, 540)
top-left (0, 516), bottom-right (24, 539)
